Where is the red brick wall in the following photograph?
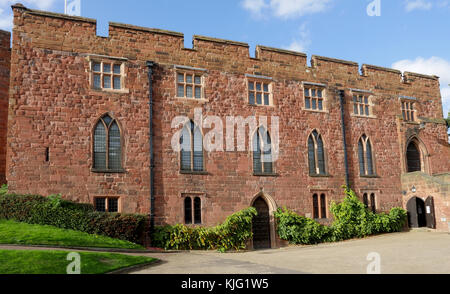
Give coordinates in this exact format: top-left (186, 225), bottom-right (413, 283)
top-left (0, 30), bottom-right (10, 185)
top-left (7, 5), bottom-right (450, 229)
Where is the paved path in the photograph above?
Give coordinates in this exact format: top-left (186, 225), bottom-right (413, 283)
top-left (131, 230), bottom-right (450, 274)
top-left (2, 230), bottom-right (449, 274)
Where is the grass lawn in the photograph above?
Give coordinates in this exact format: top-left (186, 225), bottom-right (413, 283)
top-left (0, 250), bottom-right (156, 274)
top-left (0, 220), bottom-right (144, 250)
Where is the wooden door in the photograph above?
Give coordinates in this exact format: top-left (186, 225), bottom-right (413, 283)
top-left (407, 197), bottom-right (418, 228)
top-left (252, 197), bottom-right (271, 249)
top-left (425, 196), bottom-right (436, 229)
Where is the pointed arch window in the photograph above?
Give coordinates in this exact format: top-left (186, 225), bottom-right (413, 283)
top-left (253, 126), bottom-right (274, 175)
top-left (358, 135), bottom-right (375, 176)
top-left (180, 121), bottom-right (204, 172)
top-left (406, 141), bottom-right (422, 173)
top-left (93, 114), bottom-right (123, 172)
top-left (308, 131), bottom-right (326, 176)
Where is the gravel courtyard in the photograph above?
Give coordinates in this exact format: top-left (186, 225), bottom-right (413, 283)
top-left (132, 230), bottom-right (450, 274)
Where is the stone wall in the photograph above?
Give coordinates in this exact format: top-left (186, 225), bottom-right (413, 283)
top-left (7, 5), bottom-right (450, 233)
top-left (0, 30), bottom-right (10, 185)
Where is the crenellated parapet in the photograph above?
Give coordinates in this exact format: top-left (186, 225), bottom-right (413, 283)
top-left (10, 4), bottom-right (442, 92)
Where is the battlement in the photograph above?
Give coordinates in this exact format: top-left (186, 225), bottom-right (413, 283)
top-left (11, 4), bottom-right (442, 87)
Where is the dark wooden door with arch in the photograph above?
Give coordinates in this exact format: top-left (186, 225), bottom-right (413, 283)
top-left (252, 197), bottom-right (271, 249)
top-left (425, 196), bottom-right (436, 229)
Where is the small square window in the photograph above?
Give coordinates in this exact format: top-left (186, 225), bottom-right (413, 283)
top-left (248, 79), bottom-right (272, 106)
top-left (93, 63), bottom-right (101, 72)
top-left (113, 64), bottom-right (121, 74)
top-left (103, 64), bottom-right (111, 73)
top-left (177, 72), bottom-right (204, 99)
top-left (95, 198), bottom-right (106, 212)
top-left (304, 86), bottom-right (325, 111)
top-left (91, 61), bottom-right (125, 91)
top-left (195, 76), bottom-right (202, 85)
top-left (186, 75), bottom-right (193, 84)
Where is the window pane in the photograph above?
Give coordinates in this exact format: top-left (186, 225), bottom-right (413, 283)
top-left (365, 106), bottom-right (369, 116)
top-left (313, 194), bottom-right (319, 219)
top-left (320, 194), bottom-right (327, 219)
top-left (360, 105), bottom-right (364, 115)
top-left (370, 194), bottom-right (376, 213)
top-left (186, 86), bottom-right (193, 98)
top-left (354, 104), bottom-right (358, 115)
top-left (248, 82), bottom-right (254, 91)
top-left (353, 96), bottom-right (357, 103)
top-left (93, 63), bottom-right (101, 72)
top-left (312, 89), bottom-right (316, 97)
top-left (304, 88), bottom-right (310, 97)
top-left (318, 99), bottom-right (323, 111)
top-left (103, 75), bottom-right (111, 89)
top-left (363, 194), bottom-right (369, 208)
top-left (305, 98), bottom-right (311, 109)
top-left (94, 122), bottom-right (107, 169)
top-left (249, 92), bottom-right (255, 105)
top-left (178, 73), bottom-right (185, 83)
top-left (186, 75), bottom-right (193, 84)
top-left (177, 84), bottom-right (185, 97)
top-left (366, 140), bottom-right (374, 175)
top-left (317, 136), bottom-right (325, 174)
top-left (256, 83), bottom-right (261, 91)
top-left (193, 127), bottom-right (203, 172)
top-left (264, 94), bottom-right (270, 106)
top-left (180, 127), bottom-right (192, 171)
top-left (359, 140), bottom-right (365, 175)
top-left (256, 93), bottom-right (262, 105)
top-left (95, 198), bottom-right (106, 212)
top-left (184, 197), bottom-right (192, 224)
top-left (108, 198), bottom-right (118, 213)
top-left (312, 99), bottom-right (317, 110)
top-left (194, 76), bottom-right (202, 85)
top-left (318, 90), bottom-right (322, 98)
top-left (103, 63), bottom-right (111, 73)
top-left (93, 74), bottom-right (101, 89)
top-left (253, 133), bottom-right (262, 173)
top-left (113, 76), bottom-right (121, 90)
top-left (109, 122), bottom-right (122, 170)
top-left (194, 197), bottom-right (202, 224)
top-left (195, 86), bottom-right (202, 99)
top-left (103, 115), bottom-right (112, 126)
top-left (113, 64), bottom-right (121, 74)
top-left (263, 83), bottom-right (269, 92)
top-left (308, 136), bottom-right (316, 175)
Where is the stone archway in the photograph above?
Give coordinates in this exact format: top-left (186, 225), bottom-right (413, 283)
top-left (250, 192), bottom-right (277, 249)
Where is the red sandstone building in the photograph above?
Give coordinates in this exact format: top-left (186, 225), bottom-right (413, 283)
top-left (1, 4), bottom-right (449, 248)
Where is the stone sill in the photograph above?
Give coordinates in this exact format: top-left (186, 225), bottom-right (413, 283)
top-left (350, 114), bottom-right (377, 120)
top-left (180, 170), bottom-right (209, 175)
top-left (248, 104), bottom-right (275, 108)
top-left (253, 173), bottom-right (279, 177)
top-left (302, 108), bottom-right (329, 114)
top-left (90, 88), bottom-right (130, 95)
top-left (175, 97), bottom-right (209, 103)
top-left (91, 169), bottom-right (126, 174)
top-left (309, 174), bottom-right (331, 178)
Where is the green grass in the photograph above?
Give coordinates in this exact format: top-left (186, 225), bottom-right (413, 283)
top-left (0, 220), bottom-right (144, 250)
top-left (0, 250), bottom-right (156, 274)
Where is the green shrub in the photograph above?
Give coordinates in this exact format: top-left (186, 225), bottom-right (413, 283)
top-left (0, 193), bottom-right (149, 245)
top-left (153, 207), bottom-right (257, 252)
top-left (275, 188), bottom-right (408, 245)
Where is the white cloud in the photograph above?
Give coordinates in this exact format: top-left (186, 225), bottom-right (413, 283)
top-left (242, 0), bottom-right (333, 19)
top-left (404, 0), bottom-right (433, 12)
top-left (392, 56), bottom-right (450, 117)
top-left (284, 23), bottom-right (310, 53)
top-left (0, 0), bottom-right (58, 30)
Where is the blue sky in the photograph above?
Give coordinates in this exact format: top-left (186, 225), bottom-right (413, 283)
top-left (0, 0), bottom-right (449, 116)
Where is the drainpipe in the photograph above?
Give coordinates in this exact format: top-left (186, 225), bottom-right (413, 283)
top-left (339, 90), bottom-right (350, 190)
top-left (147, 61), bottom-right (155, 245)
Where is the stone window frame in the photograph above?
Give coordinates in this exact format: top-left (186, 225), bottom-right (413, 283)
top-left (312, 193), bottom-right (328, 219)
top-left (246, 74), bottom-right (274, 107)
top-left (302, 82), bottom-right (328, 113)
top-left (175, 65), bottom-right (207, 101)
top-left (179, 120), bottom-right (207, 175)
top-left (91, 113), bottom-right (126, 174)
top-left (358, 134), bottom-right (377, 178)
top-left (307, 129), bottom-right (329, 177)
top-left (252, 125), bottom-right (277, 176)
top-left (361, 191), bottom-right (378, 213)
top-left (400, 97), bottom-right (417, 122)
top-left (94, 196), bottom-right (121, 213)
top-left (181, 193), bottom-right (205, 225)
top-left (87, 55), bottom-right (129, 94)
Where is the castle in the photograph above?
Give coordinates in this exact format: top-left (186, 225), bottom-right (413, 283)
top-left (1, 4), bottom-right (449, 248)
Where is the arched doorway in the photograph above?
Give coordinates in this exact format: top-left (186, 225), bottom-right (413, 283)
top-left (407, 197), bottom-right (428, 228)
top-left (406, 142), bottom-right (421, 172)
top-left (252, 197), bottom-right (271, 249)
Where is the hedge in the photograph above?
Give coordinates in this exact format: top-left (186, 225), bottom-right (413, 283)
top-left (0, 192), bottom-right (149, 245)
top-left (274, 188), bottom-right (408, 245)
top-left (153, 207), bottom-right (257, 252)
